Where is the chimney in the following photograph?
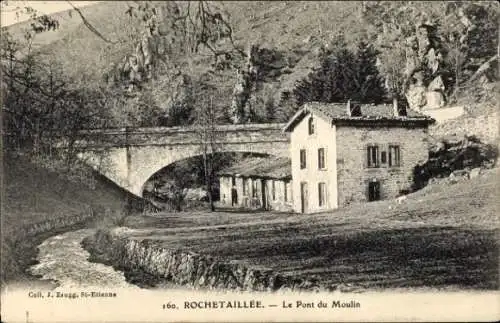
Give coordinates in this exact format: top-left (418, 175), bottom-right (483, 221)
top-left (347, 99), bottom-right (362, 117)
top-left (393, 97), bottom-right (398, 116)
top-left (393, 97), bottom-right (407, 116)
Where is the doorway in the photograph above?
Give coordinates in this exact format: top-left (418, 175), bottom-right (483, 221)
top-left (231, 177), bottom-right (238, 206)
top-left (262, 180), bottom-right (268, 210)
top-left (368, 180), bottom-right (381, 201)
top-left (300, 182), bottom-right (308, 213)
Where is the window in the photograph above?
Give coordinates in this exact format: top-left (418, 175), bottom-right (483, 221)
top-left (367, 145), bottom-right (379, 168)
top-left (389, 145), bottom-right (401, 167)
top-left (284, 182), bottom-right (289, 202)
top-left (300, 149), bottom-right (307, 169)
top-left (308, 117), bottom-right (315, 135)
top-left (242, 178), bottom-right (247, 195)
top-left (232, 176), bottom-right (236, 186)
top-left (272, 180), bottom-right (276, 201)
top-left (252, 180), bottom-right (258, 198)
top-left (318, 182), bottom-right (327, 207)
top-left (318, 148), bottom-right (326, 170)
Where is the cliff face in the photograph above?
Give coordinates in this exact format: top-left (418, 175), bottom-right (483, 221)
top-left (6, 2), bottom-right (498, 126)
top-left (82, 228), bottom-right (330, 292)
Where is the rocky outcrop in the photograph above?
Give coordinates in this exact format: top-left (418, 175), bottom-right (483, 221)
top-left (230, 44), bottom-right (300, 123)
top-left (83, 228), bottom-right (330, 292)
top-left (413, 133), bottom-right (497, 190)
top-left (403, 21), bottom-right (448, 111)
top-left (430, 111), bottom-right (500, 145)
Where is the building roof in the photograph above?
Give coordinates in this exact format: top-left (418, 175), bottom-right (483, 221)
top-left (283, 101), bottom-right (435, 132)
top-left (218, 156), bottom-right (292, 180)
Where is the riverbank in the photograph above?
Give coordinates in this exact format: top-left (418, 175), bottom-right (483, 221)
top-left (1, 155), bottom-right (145, 288)
top-left (83, 168), bottom-right (499, 292)
top-left (30, 229), bottom-right (140, 289)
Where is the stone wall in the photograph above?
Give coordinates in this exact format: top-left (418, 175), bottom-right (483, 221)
top-left (336, 126), bottom-right (430, 206)
top-left (219, 176), bottom-right (292, 211)
top-left (263, 179), bottom-right (293, 212)
top-left (421, 106), bottom-right (466, 123)
top-left (78, 124), bottom-right (290, 197)
top-left (83, 229), bottom-right (329, 292)
top-left (219, 176), bottom-right (232, 205)
top-left (430, 112), bottom-right (499, 144)
top-left (77, 123), bottom-right (289, 148)
top-left (24, 211), bottom-right (95, 237)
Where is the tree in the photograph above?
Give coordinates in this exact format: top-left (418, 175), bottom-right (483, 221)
top-left (354, 40), bottom-right (386, 102)
top-left (1, 30), bottom-right (110, 163)
top-left (193, 96), bottom-right (219, 212)
top-left (293, 38), bottom-right (386, 106)
top-left (440, 2), bottom-right (499, 99)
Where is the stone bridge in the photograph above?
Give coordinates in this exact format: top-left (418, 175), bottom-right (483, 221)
top-left (76, 123), bottom-right (289, 196)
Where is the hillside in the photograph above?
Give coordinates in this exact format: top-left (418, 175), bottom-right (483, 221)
top-left (6, 1), bottom-right (364, 81)
top-left (1, 155), bottom-right (145, 286)
top-left (4, 1), bottom-right (499, 126)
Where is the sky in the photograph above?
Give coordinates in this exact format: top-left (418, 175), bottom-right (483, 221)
top-left (1, 1), bottom-right (99, 27)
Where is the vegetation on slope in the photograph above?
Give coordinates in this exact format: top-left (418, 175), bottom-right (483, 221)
top-left (5, 1), bottom-right (498, 128)
top-left (1, 154), bottom-right (145, 286)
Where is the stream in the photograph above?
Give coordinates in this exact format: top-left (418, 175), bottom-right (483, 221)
top-left (29, 228), bottom-right (140, 290)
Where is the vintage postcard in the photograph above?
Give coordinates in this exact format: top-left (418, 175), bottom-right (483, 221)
top-left (1, 1), bottom-right (499, 322)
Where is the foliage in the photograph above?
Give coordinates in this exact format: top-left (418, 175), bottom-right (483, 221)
top-left (1, 31), bottom-right (111, 161)
top-left (293, 37), bottom-right (386, 107)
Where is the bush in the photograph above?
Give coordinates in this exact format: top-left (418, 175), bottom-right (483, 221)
top-left (93, 207), bottom-right (128, 229)
top-left (412, 135), bottom-right (498, 190)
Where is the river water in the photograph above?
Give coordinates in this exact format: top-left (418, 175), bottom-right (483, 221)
top-left (29, 228), bottom-right (139, 290)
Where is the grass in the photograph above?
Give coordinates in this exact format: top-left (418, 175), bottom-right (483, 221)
top-left (120, 168), bottom-right (499, 291)
top-left (1, 154), bottom-right (144, 287)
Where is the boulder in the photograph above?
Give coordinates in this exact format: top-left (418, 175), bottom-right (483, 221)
top-left (424, 90), bottom-right (446, 109)
top-left (450, 169), bottom-right (470, 179)
top-left (428, 75), bottom-right (445, 92)
top-left (469, 168), bottom-right (481, 179)
top-left (183, 187), bottom-right (208, 201)
top-left (427, 48), bottom-right (441, 74)
top-left (406, 84), bottom-right (427, 110)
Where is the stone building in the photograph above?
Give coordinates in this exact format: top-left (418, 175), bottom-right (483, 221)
top-left (283, 100), bottom-right (435, 214)
top-left (218, 156), bottom-right (292, 211)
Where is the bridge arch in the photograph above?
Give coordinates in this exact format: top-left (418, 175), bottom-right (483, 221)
top-left (129, 144), bottom-right (287, 196)
top-left (76, 123), bottom-right (289, 196)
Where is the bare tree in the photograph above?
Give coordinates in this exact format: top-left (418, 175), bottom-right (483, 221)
top-left (1, 30), bottom-right (110, 163)
top-left (193, 94), bottom-right (222, 212)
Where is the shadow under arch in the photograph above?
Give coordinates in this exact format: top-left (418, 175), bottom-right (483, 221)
top-left (138, 151), bottom-right (274, 200)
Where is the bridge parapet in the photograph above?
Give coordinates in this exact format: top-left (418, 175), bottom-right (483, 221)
top-left (74, 123), bottom-right (290, 196)
top-left (76, 123), bottom-right (289, 148)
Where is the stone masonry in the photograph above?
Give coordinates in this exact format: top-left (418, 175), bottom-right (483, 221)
top-left (336, 126), bottom-right (430, 206)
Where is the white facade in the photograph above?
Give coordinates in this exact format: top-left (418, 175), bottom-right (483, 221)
top-left (290, 112), bottom-right (338, 213)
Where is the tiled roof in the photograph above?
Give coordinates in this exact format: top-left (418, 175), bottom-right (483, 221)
top-left (283, 101), bottom-right (435, 132)
top-left (218, 156), bottom-right (291, 180)
top-left (306, 101), bottom-right (431, 119)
